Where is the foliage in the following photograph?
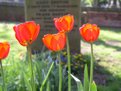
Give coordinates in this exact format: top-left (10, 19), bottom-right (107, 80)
top-left (46, 51), bottom-right (88, 77)
top-left (0, 23), bottom-right (121, 91)
top-left (35, 51), bottom-right (87, 91)
top-left (81, 0), bottom-right (93, 7)
top-left (82, 27), bottom-right (121, 91)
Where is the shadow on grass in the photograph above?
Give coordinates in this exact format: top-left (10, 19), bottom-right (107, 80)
top-left (83, 54), bottom-right (121, 91)
top-left (82, 27), bottom-right (121, 91)
top-left (94, 39), bottom-right (121, 51)
top-left (101, 27), bottom-right (121, 33)
top-left (95, 63), bottom-right (121, 91)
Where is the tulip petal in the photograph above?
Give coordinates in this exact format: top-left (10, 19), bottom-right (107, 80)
top-left (57, 33), bottom-right (66, 50)
top-left (13, 26), bottom-right (27, 46)
top-left (79, 23), bottom-right (100, 43)
top-left (32, 24), bottom-right (40, 42)
top-left (42, 32), bottom-right (66, 51)
top-left (42, 34), bottom-right (53, 50)
top-left (0, 42), bottom-right (10, 60)
top-left (54, 14), bottom-right (74, 32)
top-left (13, 21), bottom-right (40, 46)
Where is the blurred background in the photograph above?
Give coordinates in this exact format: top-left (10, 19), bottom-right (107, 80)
top-left (0, 0), bottom-right (121, 91)
top-left (0, 0), bottom-right (121, 27)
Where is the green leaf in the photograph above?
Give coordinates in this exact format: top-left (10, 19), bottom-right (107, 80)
top-left (90, 81), bottom-right (97, 91)
top-left (40, 62), bottom-right (54, 91)
top-left (71, 74), bottom-right (83, 91)
top-left (84, 64), bottom-right (89, 91)
top-left (46, 81), bottom-right (50, 91)
top-left (24, 74), bottom-right (32, 91)
top-left (0, 86), bottom-right (2, 91)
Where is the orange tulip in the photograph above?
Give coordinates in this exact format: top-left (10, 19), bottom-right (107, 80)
top-left (79, 23), bottom-right (100, 43)
top-left (54, 14), bottom-right (74, 32)
top-left (42, 32), bottom-right (66, 51)
top-left (13, 21), bottom-right (40, 46)
top-left (0, 42), bottom-right (10, 60)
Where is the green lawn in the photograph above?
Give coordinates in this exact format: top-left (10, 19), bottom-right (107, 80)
top-left (0, 22), bottom-right (121, 91)
top-left (81, 27), bottom-right (121, 91)
top-left (0, 22), bottom-right (26, 63)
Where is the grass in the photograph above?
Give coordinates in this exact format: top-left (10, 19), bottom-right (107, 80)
top-left (0, 22), bottom-right (121, 91)
top-left (0, 22), bottom-right (69, 91)
top-left (0, 22), bottom-right (27, 91)
top-left (81, 27), bottom-right (121, 91)
top-left (0, 22), bottom-right (26, 62)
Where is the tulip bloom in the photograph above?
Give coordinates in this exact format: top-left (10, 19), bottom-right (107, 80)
top-left (13, 21), bottom-right (40, 46)
top-left (42, 32), bottom-right (66, 51)
top-left (54, 14), bottom-right (74, 32)
top-left (79, 23), bottom-right (100, 43)
top-left (0, 42), bottom-right (10, 60)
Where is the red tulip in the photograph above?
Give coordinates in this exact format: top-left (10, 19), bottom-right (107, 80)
top-left (79, 23), bottom-right (100, 43)
top-left (54, 14), bottom-right (74, 32)
top-left (42, 32), bottom-right (66, 51)
top-left (13, 21), bottom-right (40, 46)
top-left (0, 42), bottom-right (10, 60)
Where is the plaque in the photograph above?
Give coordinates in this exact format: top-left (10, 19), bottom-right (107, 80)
top-left (25, 0), bottom-right (81, 53)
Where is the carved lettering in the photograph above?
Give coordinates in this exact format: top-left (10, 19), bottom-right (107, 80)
top-left (25, 0), bottom-right (80, 52)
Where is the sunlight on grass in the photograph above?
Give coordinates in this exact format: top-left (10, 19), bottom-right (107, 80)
top-left (0, 22), bottom-right (26, 64)
top-left (100, 28), bottom-right (121, 41)
top-left (81, 27), bottom-right (121, 91)
top-left (0, 22), bottom-right (15, 40)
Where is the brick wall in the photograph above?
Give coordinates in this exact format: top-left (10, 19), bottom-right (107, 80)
top-left (81, 7), bottom-right (121, 27)
top-left (0, 3), bottom-right (24, 22)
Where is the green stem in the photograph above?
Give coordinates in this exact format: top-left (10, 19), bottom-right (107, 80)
top-left (27, 45), bottom-right (35, 91)
top-left (66, 33), bottom-right (71, 91)
top-left (89, 43), bottom-right (94, 91)
top-left (40, 62), bottom-right (54, 91)
top-left (58, 52), bottom-right (62, 91)
top-left (46, 81), bottom-right (50, 91)
top-left (0, 61), bottom-right (5, 91)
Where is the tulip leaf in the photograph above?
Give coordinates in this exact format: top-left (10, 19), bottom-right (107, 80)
top-left (71, 74), bottom-right (83, 91)
top-left (46, 81), bottom-right (50, 91)
top-left (90, 81), bottom-right (97, 91)
top-left (0, 86), bottom-right (2, 91)
top-left (24, 74), bottom-right (32, 91)
top-left (84, 64), bottom-right (89, 91)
